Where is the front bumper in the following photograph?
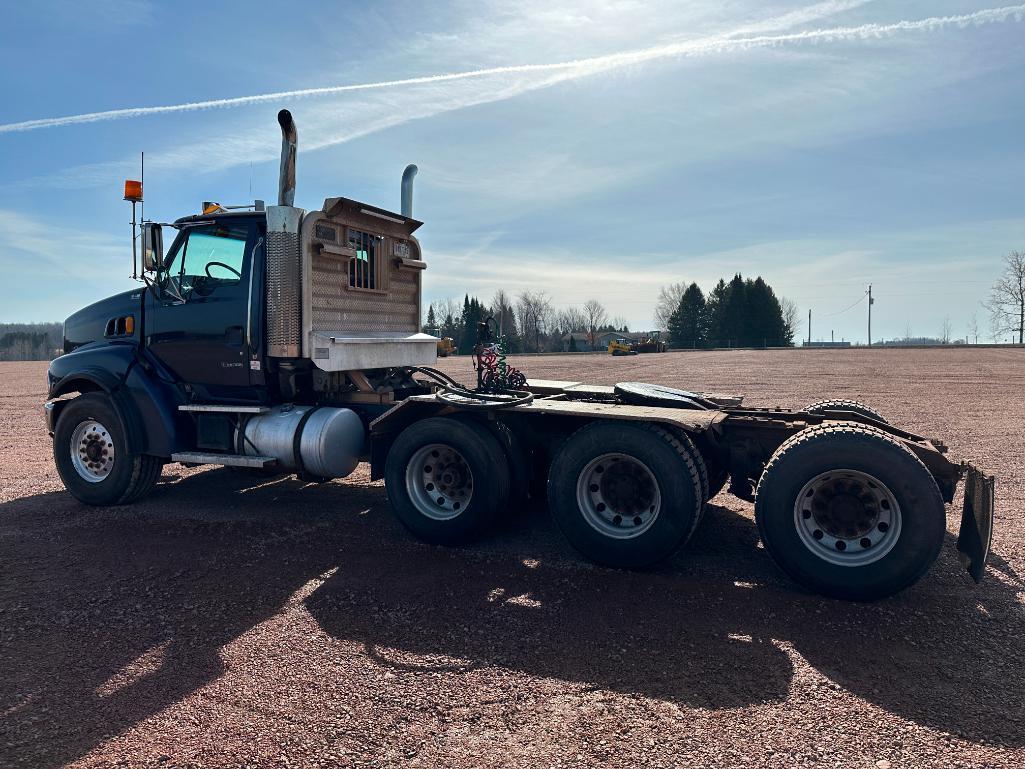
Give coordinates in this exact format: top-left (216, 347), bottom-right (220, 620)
top-left (44, 400), bottom-right (58, 435)
top-left (957, 464), bottom-right (995, 583)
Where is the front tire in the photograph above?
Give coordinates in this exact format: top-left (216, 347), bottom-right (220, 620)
top-left (755, 423), bottom-right (945, 600)
top-left (385, 417), bottom-right (510, 545)
top-left (54, 393), bottom-right (163, 506)
top-left (548, 422), bottom-right (702, 569)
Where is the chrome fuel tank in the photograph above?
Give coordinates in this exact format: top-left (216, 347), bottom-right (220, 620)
top-left (238, 405), bottom-right (364, 479)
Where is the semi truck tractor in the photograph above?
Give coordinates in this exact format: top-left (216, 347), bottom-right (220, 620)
top-left (45, 111), bottom-right (994, 600)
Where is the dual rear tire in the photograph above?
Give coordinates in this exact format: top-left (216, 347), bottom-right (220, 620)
top-left (546, 422), bottom-right (705, 569)
top-left (386, 417), bottom-right (706, 569)
top-left (755, 422), bottom-right (945, 600)
top-left (384, 417), bottom-right (511, 544)
top-left (384, 413), bottom-right (947, 601)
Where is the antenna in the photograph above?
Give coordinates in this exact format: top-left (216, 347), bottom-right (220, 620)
top-left (140, 151), bottom-right (145, 224)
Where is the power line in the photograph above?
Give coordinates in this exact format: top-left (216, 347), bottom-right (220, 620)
top-left (821, 291), bottom-right (868, 317)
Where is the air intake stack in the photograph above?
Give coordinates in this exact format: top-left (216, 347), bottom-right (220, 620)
top-left (401, 164), bottom-right (418, 218)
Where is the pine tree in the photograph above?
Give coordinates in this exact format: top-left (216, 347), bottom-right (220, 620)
top-left (568, 335), bottom-right (579, 352)
top-left (704, 278), bottom-right (729, 346)
top-left (668, 283), bottom-right (706, 348)
top-left (425, 303), bottom-right (437, 334)
top-left (744, 277), bottom-right (786, 346)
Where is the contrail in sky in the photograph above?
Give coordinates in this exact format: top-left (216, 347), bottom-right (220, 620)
top-left (1, 4), bottom-right (1022, 135)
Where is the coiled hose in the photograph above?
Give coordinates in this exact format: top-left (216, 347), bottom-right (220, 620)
top-left (409, 366), bottom-right (534, 410)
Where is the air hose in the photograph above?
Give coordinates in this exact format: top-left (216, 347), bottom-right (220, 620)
top-left (409, 366), bottom-right (534, 410)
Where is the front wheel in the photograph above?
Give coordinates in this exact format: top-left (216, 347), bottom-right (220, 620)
top-left (755, 423), bottom-right (945, 600)
top-left (54, 393), bottom-right (163, 505)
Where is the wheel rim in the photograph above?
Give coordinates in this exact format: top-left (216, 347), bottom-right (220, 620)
top-left (794, 469), bottom-right (901, 566)
top-left (575, 453), bottom-right (661, 539)
top-left (405, 443), bottom-right (474, 521)
top-left (70, 419), bottom-right (115, 483)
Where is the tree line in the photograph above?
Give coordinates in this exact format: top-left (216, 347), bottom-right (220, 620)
top-left (424, 274), bottom-right (799, 355)
top-left (424, 292), bottom-right (631, 354)
top-left (0, 323), bottom-right (62, 361)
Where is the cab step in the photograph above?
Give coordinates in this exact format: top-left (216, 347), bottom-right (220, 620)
top-left (171, 451), bottom-right (277, 468)
top-left (178, 404), bottom-right (270, 414)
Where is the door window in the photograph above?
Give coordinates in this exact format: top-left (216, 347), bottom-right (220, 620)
top-left (163, 223), bottom-right (249, 297)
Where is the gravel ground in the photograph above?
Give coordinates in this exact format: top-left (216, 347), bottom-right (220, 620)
top-left (1, 348), bottom-right (1023, 768)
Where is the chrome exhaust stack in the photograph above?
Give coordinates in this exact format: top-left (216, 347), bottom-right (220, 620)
top-left (401, 164), bottom-right (418, 218)
top-left (267, 109), bottom-right (302, 358)
top-left (277, 109), bottom-right (298, 207)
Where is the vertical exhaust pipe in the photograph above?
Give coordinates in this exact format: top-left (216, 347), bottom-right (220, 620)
top-left (401, 164), bottom-right (418, 218)
top-left (277, 109), bottom-right (297, 207)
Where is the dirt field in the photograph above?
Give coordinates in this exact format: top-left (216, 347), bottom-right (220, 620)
top-left (2, 349), bottom-right (1023, 769)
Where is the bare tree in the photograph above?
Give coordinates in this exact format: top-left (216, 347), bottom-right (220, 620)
top-left (612, 316), bottom-right (630, 332)
top-left (967, 312), bottom-right (979, 345)
top-left (583, 299), bottom-right (608, 351)
top-left (435, 297), bottom-right (461, 324)
top-left (654, 282), bottom-right (688, 332)
top-left (516, 291), bottom-right (554, 353)
top-left (556, 306), bottom-right (588, 334)
top-left (940, 316), bottom-right (953, 344)
top-left (780, 297), bottom-right (802, 345)
top-left (490, 290), bottom-right (516, 336)
top-left (984, 250), bottom-right (1025, 344)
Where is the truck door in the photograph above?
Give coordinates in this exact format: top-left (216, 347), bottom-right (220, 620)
top-left (148, 218), bottom-right (260, 396)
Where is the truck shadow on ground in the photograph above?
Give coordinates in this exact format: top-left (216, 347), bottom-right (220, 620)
top-left (1, 468), bottom-right (1023, 767)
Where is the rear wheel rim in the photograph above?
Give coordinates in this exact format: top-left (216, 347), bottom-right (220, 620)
top-left (794, 469), bottom-right (901, 566)
top-left (70, 419), bottom-right (115, 483)
top-left (576, 453), bottom-right (661, 539)
top-left (406, 443), bottom-right (474, 521)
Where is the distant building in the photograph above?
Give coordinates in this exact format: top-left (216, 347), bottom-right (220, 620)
top-left (802, 340), bottom-right (852, 348)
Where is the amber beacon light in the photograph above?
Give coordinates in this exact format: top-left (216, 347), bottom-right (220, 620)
top-left (123, 179), bottom-right (143, 202)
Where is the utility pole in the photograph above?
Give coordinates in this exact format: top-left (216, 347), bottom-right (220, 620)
top-left (808, 309), bottom-right (812, 346)
top-left (867, 284), bottom-right (873, 347)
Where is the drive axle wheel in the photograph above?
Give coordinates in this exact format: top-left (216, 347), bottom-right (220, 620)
top-left (54, 393), bottom-right (163, 506)
top-left (385, 417), bottom-right (510, 544)
top-left (755, 423), bottom-right (945, 601)
top-left (548, 421), bottom-right (702, 569)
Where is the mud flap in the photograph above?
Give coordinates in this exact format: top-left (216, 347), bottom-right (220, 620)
top-left (957, 464), bottom-right (995, 583)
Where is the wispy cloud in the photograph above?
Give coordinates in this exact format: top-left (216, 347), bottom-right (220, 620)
top-left (0, 209), bottom-right (133, 321)
top-left (3, 3), bottom-right (1021, 136)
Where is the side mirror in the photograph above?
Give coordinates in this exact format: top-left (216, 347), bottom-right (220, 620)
top-left (142, 223), bottom-right (163, 272)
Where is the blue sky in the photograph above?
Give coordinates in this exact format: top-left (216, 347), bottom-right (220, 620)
top-left (1, 0), bottom-right (1023, 342)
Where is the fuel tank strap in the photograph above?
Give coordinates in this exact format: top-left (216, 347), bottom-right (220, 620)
top-left (292, 406), bottom-right (322, 482)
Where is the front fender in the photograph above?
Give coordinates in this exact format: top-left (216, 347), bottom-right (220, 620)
top-left (46, 343), bottom-right (186, 457)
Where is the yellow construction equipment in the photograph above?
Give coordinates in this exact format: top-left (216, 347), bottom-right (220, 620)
top-left (608, 338), bottom-right (637, 356)
top-left (437, 337), bottom-right (455, 357)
